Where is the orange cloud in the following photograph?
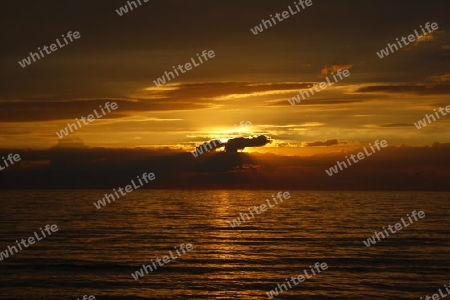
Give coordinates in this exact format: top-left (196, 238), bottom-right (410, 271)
top-left (320, 64), bottom-right (353, 76)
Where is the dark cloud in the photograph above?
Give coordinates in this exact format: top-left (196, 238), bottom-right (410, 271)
top-left (192, 135), bottom-right (272, 154)
top-left (355, 84), bottom-right (450, 95)
top-left (1, 144), bottom-right (450, 190)
top-left (0, 82), bottom-right (319, 122)
top-left (306, 139), bottom-right (340, 147)
top-left (225, 135), bottom-right (271, 152)
top-left (0, 98), bottom-right (211, 122)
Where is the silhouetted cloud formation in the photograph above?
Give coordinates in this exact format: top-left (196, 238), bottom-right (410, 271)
top-left (1, 144), bottom-right (450, 190)
top-left (224, 135), bottom-right (271, 152)
top-left (306, 139), bottom-right (340, 147)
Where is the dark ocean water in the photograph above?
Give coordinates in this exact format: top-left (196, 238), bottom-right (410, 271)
top-left (0, 190), bottom-right (449, 299)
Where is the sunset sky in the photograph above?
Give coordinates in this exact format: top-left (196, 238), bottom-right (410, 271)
top-left (3, 4), bottom-right (450, 300)
top-left (1, 0), bottom-right (449, 155)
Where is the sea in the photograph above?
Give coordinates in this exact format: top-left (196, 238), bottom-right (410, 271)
top-left (0, 190), bottom-right (449, 299)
